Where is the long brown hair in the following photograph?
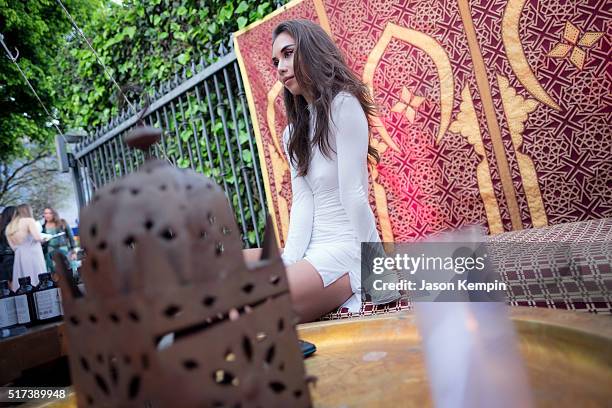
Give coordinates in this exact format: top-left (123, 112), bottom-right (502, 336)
top-left (0, 206), bottom-right (16, 235)
top-left (44, 207), bottom-right (67, 229)
top-left (273, 19), bottom-right (379, 176)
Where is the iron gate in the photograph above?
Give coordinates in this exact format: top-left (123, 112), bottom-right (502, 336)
top-left (70, 42), bottom-right (267, 248)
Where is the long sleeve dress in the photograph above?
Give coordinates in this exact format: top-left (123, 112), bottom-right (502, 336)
top-left (42, 221), bottom-right (76, 273)
top-left (280, 92), bottom-right (382, 312)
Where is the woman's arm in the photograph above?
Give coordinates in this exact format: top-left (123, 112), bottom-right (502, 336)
top-left (333, 93), bottom-right (379, 243)
top-left (64, 221), bottom-right (75, 249)
top-left (334, 94), bottom-right (401, 303)
top-left (280, 127), bottom-right (314, 265)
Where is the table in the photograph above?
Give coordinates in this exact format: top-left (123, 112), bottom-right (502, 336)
top-left (0, 322), bottom-right (67, 385)
top-left (18, 307), bottom-right (612, 407)
top-left (298, 307), bottom-right (612, 407)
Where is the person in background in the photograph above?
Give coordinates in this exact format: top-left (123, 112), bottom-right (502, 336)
top-left (41, 206), bottom-right (76, 273)
top-left (5, 204), bottom-right (47, 290)
top-left (0, 206), bottom-right (17, 282)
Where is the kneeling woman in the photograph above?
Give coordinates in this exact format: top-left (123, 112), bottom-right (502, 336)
top-left (244, 19), bottom-right (385, 322)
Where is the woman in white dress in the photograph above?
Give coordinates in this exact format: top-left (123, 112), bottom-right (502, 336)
top-left (243, 19), bottom-right (392, 322)
top-left (6, 204), bottom-right (48, 291)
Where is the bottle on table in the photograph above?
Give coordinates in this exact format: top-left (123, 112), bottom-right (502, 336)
top-left (15, 277), bottom-right (37, 327)
top-left (33, 273), bottom-right (63, 323)
top-left (0, 280), bottom-right (18, 330)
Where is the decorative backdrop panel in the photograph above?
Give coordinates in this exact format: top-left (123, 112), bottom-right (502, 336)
top-left (234, 0), bottom-right (611, 246)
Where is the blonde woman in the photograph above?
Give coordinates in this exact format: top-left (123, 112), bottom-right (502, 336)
top-left (5, 204), bottom-right (47, 290)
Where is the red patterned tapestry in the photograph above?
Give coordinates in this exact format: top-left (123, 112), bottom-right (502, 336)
top-left (234, 0), bottom-right (611, 245)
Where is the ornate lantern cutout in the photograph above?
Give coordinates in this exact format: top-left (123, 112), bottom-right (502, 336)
top-left (55, 125), bottom-right (312, 407)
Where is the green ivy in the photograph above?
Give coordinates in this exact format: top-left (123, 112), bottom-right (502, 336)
top-left (56, 0), bottom-right (280, 129)
top-left (56, 0), bottom-right (286, 246)
top-left (0, 0), bottom-right (99, 162)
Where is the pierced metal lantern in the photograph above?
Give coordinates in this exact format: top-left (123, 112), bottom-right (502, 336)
top-left (55, 127), bottom-right (312, 407)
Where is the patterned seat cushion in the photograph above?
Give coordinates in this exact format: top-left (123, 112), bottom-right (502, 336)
top-left (319, 299), bottom-right (413, 321)
top-left (489, 218), bottom-right (611, 314)
top-left (320, 218), bottom-right (611, 320)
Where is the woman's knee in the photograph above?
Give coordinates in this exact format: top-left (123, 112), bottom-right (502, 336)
top-left (242, 247), bottom-right (284, 263)
top-left (242, 247), bottom-right (262, 263)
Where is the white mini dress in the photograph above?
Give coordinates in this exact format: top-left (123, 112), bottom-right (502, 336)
top-left (280, 92), bottom-right (382, 312)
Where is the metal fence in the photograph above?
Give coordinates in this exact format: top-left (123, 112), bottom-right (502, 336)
top-left (69, 39), bottom-right (267, 248)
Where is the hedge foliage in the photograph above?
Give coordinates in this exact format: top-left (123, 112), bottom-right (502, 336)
top-left (0, 0), bottom-right (98, 162)
top-left (57, 0), bottom-right (287, 246)
top-left (57, 0), bottom-right (283, 129)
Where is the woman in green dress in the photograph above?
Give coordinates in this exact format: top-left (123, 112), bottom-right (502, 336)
top-left (41, 207), bottom-right (76, 274)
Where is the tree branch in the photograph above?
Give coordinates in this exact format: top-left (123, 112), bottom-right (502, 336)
top-left (0, 151), bottom-right (49, 195)
top-left (5, 177), bottom-right (40, 192)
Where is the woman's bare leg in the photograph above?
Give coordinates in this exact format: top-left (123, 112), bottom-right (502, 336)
top-left (286, 260), bottom-right (352, 323)
top-left (242, 247), bottom-right (263, 264)
top-left (241, 248), bottom-right (353, 322)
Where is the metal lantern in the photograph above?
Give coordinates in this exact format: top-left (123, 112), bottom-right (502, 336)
top-left (55, 125), bottom-right (312, 407)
